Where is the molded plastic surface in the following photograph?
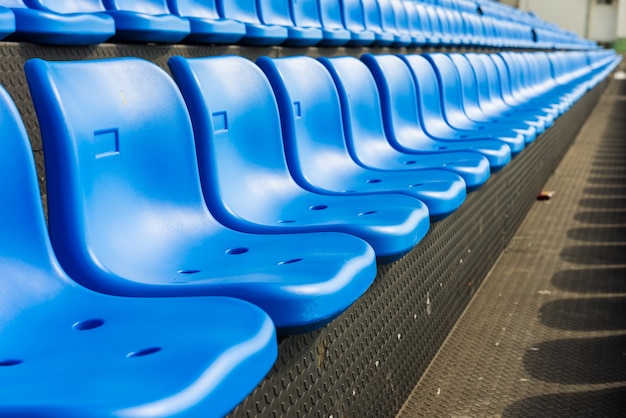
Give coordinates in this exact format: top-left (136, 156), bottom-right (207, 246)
top-left (0, 6), bottom-right (14, 40)
top-left (169, 55), bottom-right (428, 262)
top-left (257, 0), bottom-right (322, 46)
top-left (25, 57), bottom-right (377, 332)
top-left (101, 0), bottom-right (190, 43)
top-left (446, 52), bottom-right (538, 144)
top-left (320, 55), bottom-right (490, 190)
top-left (257, 55), bottom-right (467, 219)
top-left (422, 53), bottom-right (526, 153)
top-left (3, 0), bottom-right (114, 44)
top-left (0, 85), bottom-right (277, 417)
top-left (216, 0), bottom-right (288, 45)
top-left (316, 0), bottom-right (353, 45)
top-left (339, 0), bottom-right (375, 46)
top-left (166, 0), bottom-right (246, 44)
top-left (361, 53), bottom-right (511, 170)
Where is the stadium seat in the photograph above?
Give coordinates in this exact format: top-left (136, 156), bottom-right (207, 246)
top-left (1, 0), bottom-right (114, 45)
top-left (257, 55), bottom-right (468, 219)
top-left (166, 0), bottom-right (246, 44)
top-left (0, 83), bottom-right (277, 417)
top-left (339, 0), bottom-right (375, 46)
top-left (361, 53), bottom-right (511, 170)
top-left (25, 56), bottom-right (378, 333)
top-left (256, 0), bottom-right (322, 46)
top-left (169, 55), bottom-right (430, 262)
top-left (421, 53), bottom-right (526, 153)
top-left (447, 52), bottom-right (538, 143)
top-left (465, 52), bottom-right (553, 131)
top-left (216, 0), bottom-right (287, 45)
top-left (315, 0), bottom-right (352, 46)
top-left (361, 0), bottom-right (395, 46)
top-left (101, 0), bottom-right (190, 43)
top-left (320, 55), bottom-right (491, 190)
top-left (291, 0), bottom-right (349, 46)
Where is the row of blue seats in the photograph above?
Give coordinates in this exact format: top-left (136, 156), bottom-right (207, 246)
top-left (0, 0), bottom-right (596, 49)
top-left (0, 49), bottom-right (620, 416)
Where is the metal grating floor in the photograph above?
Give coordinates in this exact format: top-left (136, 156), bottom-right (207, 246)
top-left (398, 65), bottom-right (626, 417)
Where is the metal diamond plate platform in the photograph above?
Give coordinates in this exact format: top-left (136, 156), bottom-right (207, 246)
top-left (398, 61), bottom-right (626, 418)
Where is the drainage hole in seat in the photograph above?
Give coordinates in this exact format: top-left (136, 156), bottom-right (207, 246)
top-left (358, 211), bottom-right (378, 216)
top-left (403, 160), bottom-right (417, 165)
top-left (366, 179), bottom-right (382, 184)
top-left (127, 347), bottom-right (162, 358)
top-left (178, 269), bottom-right (201, 275)
top-left (278, 220), bottom-right (296, 223)
top-left (309, 205), bottom-right (328, 211)
top-left (278, 258), bottom-right (303, 265)
top-left (73, 318), bottom-right (105, 331)
top-left (437, 146), bottom-right (448, 150)
top-left (409, 183), bottom-right (424, 188)
top-left (0, 359), bottom-right (22, 366)
top-left (226, 247), bottom-right (249, 255)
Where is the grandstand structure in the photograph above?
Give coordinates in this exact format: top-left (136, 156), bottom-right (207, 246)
top-left (0, 0), bottom-right (622, 417)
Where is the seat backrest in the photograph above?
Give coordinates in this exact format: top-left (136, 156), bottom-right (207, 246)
top-left (361, 53), bottom-right (435, 150)
top-left (361, 0), bottom-right (385, 34)
top-left (101, 0), bottom-right (170, 14)
top-left (256, 55), bottom-right (354, 188)
top-left (340, 0), bottom-right (367, 33)
top-left (166, 0), bottom-right (220, 19)
top-left (316, 0), bottom-right (345, 30)
top-left (25, 0), bottom-right (106, 13)
top-left (421, 52), bottom-right (469, 124)
top-left (257, 0), bottom-right (294, 27)
top-left (319, 55), bottom-right (389, 164)
top-left (0, 84), bottom-right (74, 322)
top-left (168, 55), bottom-right (303, 223)
top-left (216, 0), bottom-right (262, 25)
top-left (290, 0), bottom-right (322, 29)
top-left (25, 57), bottom-right (217, 283)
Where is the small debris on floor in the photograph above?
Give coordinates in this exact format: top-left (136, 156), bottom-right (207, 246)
top-left (536, 190), bottom-right (555, 201)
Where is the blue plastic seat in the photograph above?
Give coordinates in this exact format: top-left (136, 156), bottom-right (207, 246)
top-left (421, 53), bottom-right (526, 154)
top-left (166, 0), bottom-right (246, 44)
top-left (101, 0), bottom-right (190, 43)
top-left (0, 6), bottom-right (14, 40)
top-left (257, 55), bottom-right (467, 220)
top-left (169, 55), bottom-right (429, 262)
top-left (377, 0), bottom-right (411, 46)
top-left (361, 0), bottom-right (394, 46)
top-left (495, 52), bottom-right (565, 117)
top-left (401, 0), bottom-right (426, 45)
top-left (465, 52), bottom-right (553, 130)
top-left (256, 0), bottom-right (322, 46)
top-left (25, 56), bottom-right (377, 333)
top-left (363, 53), bottom-right (511, 170)
top-left (339, 0), bottom-right (375, 46)
top-left (315, 0), bottom-right (352, 46)
top-left (487, 53), bottom-right (558, 120)
top-left (291, 0), bottom-right (349, 46)
top-left (413, 2), bottom-right (440, 46)
top-left (1, 0), bottom-right (114, 45)
top-left (446, 52), bottom-right (538, 143)
top-left (0, 84), bottom-right (277, 417)
top-left (320, 55), bottom-right (490, 190)
top-left (216, 0), bottom-right (287, 45)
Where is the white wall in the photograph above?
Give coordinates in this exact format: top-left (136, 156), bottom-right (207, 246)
top-left (588, 3), bottom-right (618, 42)
top-left (518, 0), bottom-right (589, 38)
